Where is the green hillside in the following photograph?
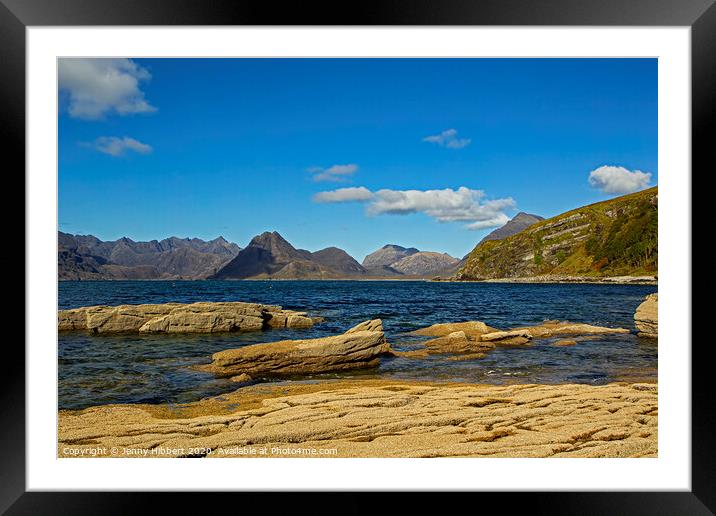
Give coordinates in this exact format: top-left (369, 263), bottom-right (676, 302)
top-left (455, 187), bottom-right (658, 280)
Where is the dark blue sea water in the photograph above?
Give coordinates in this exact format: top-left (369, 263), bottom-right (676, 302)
top-left (58, 280), bottom-right (658, 410)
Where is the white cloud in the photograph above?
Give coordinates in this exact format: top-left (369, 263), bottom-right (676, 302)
top-left (422, 129), bottom-right (471, 149)
top-left (588, 165), bottom-right (652, 194)
top-left (465, 213), bottom-right (511, 230)
top-left (313, 186), bottom-right (514, 230)
top-left (58, 58), bottom-right (157, 119)
top-left (92, 136), bottom-right (153, 157)
top-left (308, 164), bottom-right (359, 182)
top-left (312, 186), bottom-right (374, 203)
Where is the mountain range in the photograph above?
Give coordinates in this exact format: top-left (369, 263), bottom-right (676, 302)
top-left (57, 209), bottom-right (545, 281)
top-left (58, 232), bottom-right (241, 280)
top-left (211, 234), bottom-right (460, 279)
top-left (59, 189), bottom-right (657, 282)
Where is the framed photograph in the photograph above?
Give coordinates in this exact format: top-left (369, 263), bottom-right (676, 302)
top-left (5, 0), bottom-right (712, 511)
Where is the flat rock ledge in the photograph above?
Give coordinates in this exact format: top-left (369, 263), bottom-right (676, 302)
top-left (58, 380), bottom-right (657, 458)
top-left (198, 319), bottom-right (390, 377)
top-left (409, 320), bottom-right (629, 355)
top-left (634, 293), bottom-right (658, 338)
top-left (58, 301), bottom-right (317, 334)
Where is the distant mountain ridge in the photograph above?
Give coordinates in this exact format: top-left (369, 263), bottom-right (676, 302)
top-left (456, 187), bottom-right (658, 280)
top-left (59, 232), bottom-right (240, 280)
top-left (212, 233), bottom-right (461, 279)
top-left (479, 212), bottom-right (544, 244)
top-left (390, 252), bottom-right (460, 276)
top-left (361, 244), bottom-right (460, 277)
top-left (59, 229), bottom-right (463, 281)
top-left (362, 244), bottom-right (419, 268)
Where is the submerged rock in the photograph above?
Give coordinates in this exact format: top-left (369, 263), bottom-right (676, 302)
top-left (199, 319), bottom-right (390, 377)
top-left (407, 319), bottom-right (629, 358)
top-left (229, 373), bottom-right (253, 384)
top-left (552, 339), bottom-right (578, 347)
top-left (446, 352), bottom-right (489, 361)
top-left (634, 293), bottom-right (658, 338)
top-left (412, 319), bottom-right (628, 342)
top-left (513, 321), bottom-right (630, 338)
top-left (423, 331), bottom-right (495, 354)
top-left (58, 301), bottom-right (317, 334)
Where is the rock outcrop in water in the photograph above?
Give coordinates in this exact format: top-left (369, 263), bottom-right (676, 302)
top-left (424, 331), bottom-right (496, 354)
top-left (58, 302), bottom-right (316, 334)
top-left (199, 319), bottom-right (390, 377)
top-left (412, 321), bottom-right (499, 338)
top-left (58, 380), bottom-right (657, 458)
top-left (513, 321), bottom-right (630, 338)
top-left (634, 293), bottom-right (658, 338)
top-left (408, 320), bottom-right (629, 356)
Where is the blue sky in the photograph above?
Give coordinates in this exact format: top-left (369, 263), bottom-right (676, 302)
top-left (58, 58), bottom-right (657, 260)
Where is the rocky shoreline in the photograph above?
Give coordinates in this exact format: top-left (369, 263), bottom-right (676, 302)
top-left (57, 296), bottom-right (657, 458)
top-left (58, 379), bottom-right (657, 458)
top-left (434, 275), bottom-right (657, 285)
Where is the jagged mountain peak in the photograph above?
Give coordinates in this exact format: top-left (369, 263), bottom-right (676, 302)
top-left (479, 212), bottom-right (545, 244)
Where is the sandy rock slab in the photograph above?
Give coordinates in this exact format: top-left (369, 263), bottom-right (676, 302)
top-left (634, 293), bottom-right (658, 338)
top-left (412, 321), bottom-right (498, 339)
top-left (58, 301), bottom-right (318, 334)
top-left (408, 320), bottom-right (629, 356)
top-left (58, 380), bottom-right (657, 458)
top-left (198, 319), bottom-right (390, 377)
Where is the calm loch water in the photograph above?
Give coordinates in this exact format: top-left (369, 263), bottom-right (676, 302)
top-left (58, 280), bottom-right (658, 410)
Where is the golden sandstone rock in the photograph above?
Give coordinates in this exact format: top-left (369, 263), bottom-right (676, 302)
top-left (412, 321), bottom-right (498, 338)
top-left (480, 329), bottom-right (533, 346)
top-left (57, 301), bottom-right (317, 334)
top-left (423, 331), bottom-right (495, 354)
top-left (634, 293), bottom-right (658, 338)
top-left (57, 380), bottom-right (657, 458)
top-left (198, 319), bottom-right (390, 377)
top-left (56, 314), bottom-right (654, 458)
top-left (190, 317), bottom-right (631, 376)
top-left (407, 320), bottom-right (628, 356)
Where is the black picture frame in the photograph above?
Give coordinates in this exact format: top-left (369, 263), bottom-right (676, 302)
top-left (3, 0), bottom-right (711, 512)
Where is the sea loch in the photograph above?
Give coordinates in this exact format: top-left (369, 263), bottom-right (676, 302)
top-left (59, 280), bottom-right (657, 410)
